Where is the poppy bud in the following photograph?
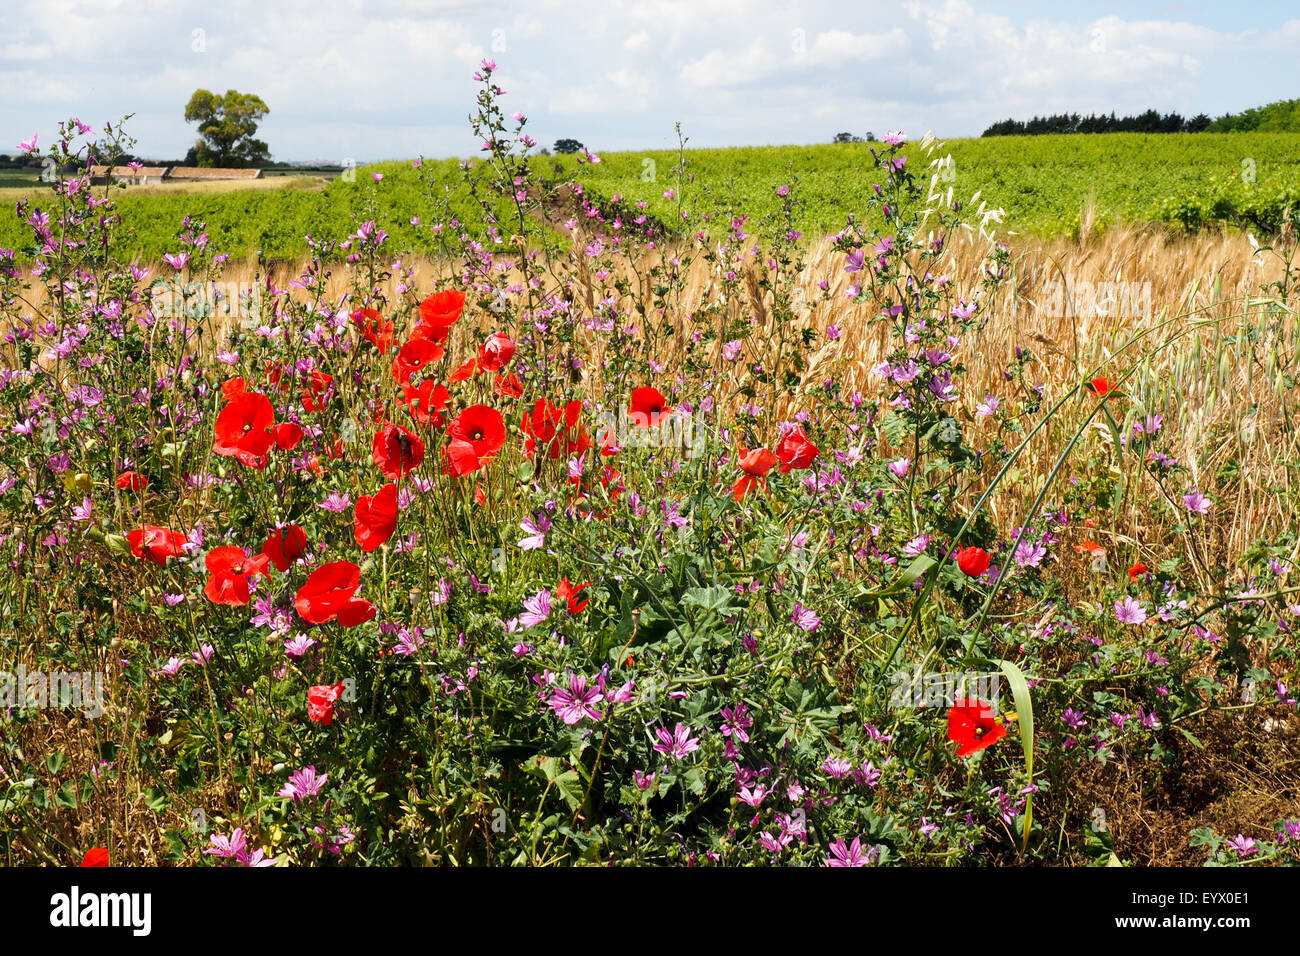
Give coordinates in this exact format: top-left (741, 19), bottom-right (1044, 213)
top-left (956, 546), bottom-right (991, 578)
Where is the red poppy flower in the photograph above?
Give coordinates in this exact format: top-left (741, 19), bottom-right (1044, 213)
top-left (80, 847), bottom-right (109, 867)
top-left (126, 526), bottom-right (188, 566)
top-left (354, 482), bottom-right (399, 552)
top-left (399, 380), bottom-right (451, 427)
top-left (221, 377), bottom-right (246, 400)
top-left (448, 405), bottom-right (507, 464)
top-left (418, 289), bottom-right (466, 343)
top-left (204, 545), bottom-right (271, 606)
top-left (478, 332), bottom-right (515, 372)
top-left (214, 391), bottom-right (275, 467)
top-left (262, 525), bottom-right (308, 572)
top-left (449, 357), bottom-right (479, 383)
top-left (301, 370), bottom-right (333, 413)
top-left (294, 562), bottom-right (375, 626)
top-left (733, 448), bottom-right (779, 502)
top-left (522, 399), bottom-right (590, 460)
top-left (956, 546), bottom-right (991, 578)
top-left (1085, 377), bottom-right (1116, 397)
top-left (557, 578), bottom-right (590, 615)
top-left (274, 421), bottom-right (303, 451)
top-left (1128, 562), bottom-right (1148, 581)
top-left (495, 371), bottom-right (524, 398)
top-left (392, 338), bottom-right (445, 385)
top-left (371, 422), bottom-right (425, 479)
top-left (115, 470), bottom-right (148, 492)
top-left (947, 698), bottom-right (1006, 757)
top-left (444, 438), bottom-right (481, 477)
top-left (628, 386), bottom-right (672, 427)
top-left (352, 308), bottom-right (395, 354)
top-left (776, 425), bottom-right (819, 473)
top-left (1073, 539), bottom-right (1105, 557)
top-left (308, 681), bottom-right (346, 727)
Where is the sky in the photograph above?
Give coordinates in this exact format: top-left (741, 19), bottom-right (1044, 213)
top-left (2, 0), bottom-right (1298, 162)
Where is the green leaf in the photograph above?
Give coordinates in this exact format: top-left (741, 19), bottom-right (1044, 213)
top-left (682, 584), bottom-right (736, 616)
top-left (997, 659), bottom-right (1035, 854)
top-left (897, 554), bottom-right (936, 588)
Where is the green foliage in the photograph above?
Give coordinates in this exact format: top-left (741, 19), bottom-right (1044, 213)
top-left (1207, 98), bottom-right (1300, 133)
top-left (184, 89), bottom-right (272, 167)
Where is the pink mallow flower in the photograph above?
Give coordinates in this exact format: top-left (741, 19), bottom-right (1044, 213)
top-left (547, 674), bottom-right (604, 725)
top-left (652, 723), bottom-right (700, 760)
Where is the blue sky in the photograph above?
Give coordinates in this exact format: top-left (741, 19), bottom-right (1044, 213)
top-left (2, 0), bottom-right (1297, 162)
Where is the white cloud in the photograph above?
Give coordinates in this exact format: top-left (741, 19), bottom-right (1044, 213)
top-left (0, 0), bottom-right (1293, 158)
top-left (681, 38), bottom-right (777, 87)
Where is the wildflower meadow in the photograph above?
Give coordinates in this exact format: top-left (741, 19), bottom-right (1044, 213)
top-left (2, 15), bottom-right (1299, 915)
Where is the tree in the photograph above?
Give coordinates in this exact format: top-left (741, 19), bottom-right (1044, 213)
top-left (184, 89), bottom-right (271, 167)
top-left (833, 132), bottom-right (865, 143)
top-left (553, 138), bottom-right (584, 154)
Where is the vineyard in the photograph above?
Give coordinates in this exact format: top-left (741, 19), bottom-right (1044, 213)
top-left (2, 132), bottom-right (1298, 264)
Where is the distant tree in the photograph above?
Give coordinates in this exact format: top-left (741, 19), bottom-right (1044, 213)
top-left (984, 107), bottom-right (1219, 136)
top-left (184, 89), bottom-right (271, 167)
top-left (553, 138), bottom-right (584, 154)
top-left (833, 132), bottom-right (865, 143)
top-left (1207, 98), bottom-right (1300, 133)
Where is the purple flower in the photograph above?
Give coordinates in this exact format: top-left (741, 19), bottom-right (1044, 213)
top-left (278, 765), bottom-right (328, 802)
top-left (318, 492), bottom-right (352, 513)
top-left (1182, 490), bottom-right (1212, 515)
top-left (1227, 834), bottom-right (1257, 857)
top-left (1061, 707), bottom-right (1087, 729)
top-left (720, 702), bottom-right (753, 743)
top-left (1114, 595), bottom-right (1147, 625)
top-left (520, 588), bottom-right (552, 628)
top-left (652, 723), bottom-right (701, 760)
top-left (792, 603), bottom-right (821, 632)
top-left (547, 674), bottom-right (604, 725)
top-left (1013, 540), bottom-right (1047, 568)
top-left (283, 635), bottom-right (316, 658)
top-left (204, 828), bottom-right (247, 859)
top-left (821, 756), bottom-right (852, 780)
top-left (518, 513), bottom-right (550, 550)
top-left (826, 836), bottom-right (871, 866)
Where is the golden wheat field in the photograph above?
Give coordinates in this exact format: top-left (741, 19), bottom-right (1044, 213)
top-left (205, 224), bottom-right (1296, 565)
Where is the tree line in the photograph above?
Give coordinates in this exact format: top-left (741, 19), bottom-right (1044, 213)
top-left (982, 98), bottom-right (1300, 137)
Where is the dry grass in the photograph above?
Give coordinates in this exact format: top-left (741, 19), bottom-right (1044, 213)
top-left (198, 224), bottom-right (1297, 561)
top-left (0, 175), bottom-right (329, 205)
